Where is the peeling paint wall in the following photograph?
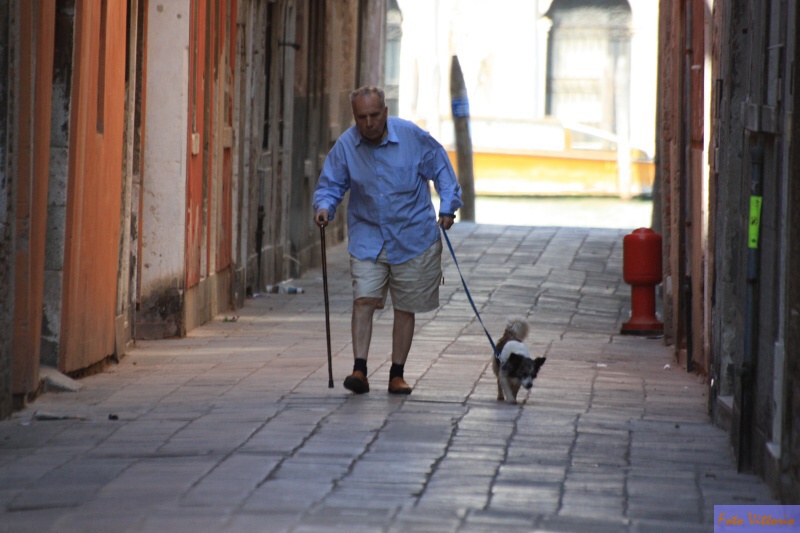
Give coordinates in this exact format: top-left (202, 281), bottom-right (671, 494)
top-left (40, 0), bottom-right (75, 368)
top-left (115, 0), bottom-right (144, 355)
top-left (233, 0), bottom-right (267, 300)
top-left (231, 0), bottom-right (383, 300)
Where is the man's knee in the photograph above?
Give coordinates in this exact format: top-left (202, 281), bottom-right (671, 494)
top-left (394, 308), bottom-right (414, 319)
top-left (354, 297), bottom-right (382, 311)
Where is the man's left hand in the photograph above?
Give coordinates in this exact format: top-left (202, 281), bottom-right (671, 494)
top-left (437, 215), bottom-right (455, 230)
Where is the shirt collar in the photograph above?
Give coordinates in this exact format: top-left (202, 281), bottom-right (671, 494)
top-left (354, 118), bottom-right (397, 147)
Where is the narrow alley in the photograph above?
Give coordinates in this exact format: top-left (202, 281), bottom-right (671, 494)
top-left (0, 223), bottom-right (776, 532)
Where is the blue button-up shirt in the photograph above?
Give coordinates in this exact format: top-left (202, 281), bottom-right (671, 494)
top-left (313, 117), bottom-right (463, 265)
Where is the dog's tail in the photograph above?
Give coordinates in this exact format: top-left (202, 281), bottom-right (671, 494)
top-left (505, 316), bottom-right (529, 341)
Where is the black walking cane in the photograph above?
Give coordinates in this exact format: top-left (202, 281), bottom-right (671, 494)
top-left (320, 224), bottom-right (334, 388)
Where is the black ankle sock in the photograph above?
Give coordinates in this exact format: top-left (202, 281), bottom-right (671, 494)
top-left (353, 358), bottom-right (367, 375)
top-left (389, 363), bottom-right (404, 379)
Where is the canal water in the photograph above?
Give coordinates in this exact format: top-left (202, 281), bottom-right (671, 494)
top-left (473, 195), bottom-right (653, 230)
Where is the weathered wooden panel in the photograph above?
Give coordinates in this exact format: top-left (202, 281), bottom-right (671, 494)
top-left (186, 0), bottom-right (236, 285)
top-left (186, 0), bottom-right (209, 289)
top-left (184, 0), bottom-right (236, 330)
top-left (59, 0), bottom-right (127, 372)
top-left (12, 1), bottom-right (56, 393)
top-left (216, 0), bottom-right (235, 272)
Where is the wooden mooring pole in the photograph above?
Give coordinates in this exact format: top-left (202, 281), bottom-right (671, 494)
top-left (450, 55), bottom-right (475, 221)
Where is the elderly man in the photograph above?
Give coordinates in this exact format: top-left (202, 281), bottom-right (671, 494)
top-left (313, 86), bottom-right (462, 395)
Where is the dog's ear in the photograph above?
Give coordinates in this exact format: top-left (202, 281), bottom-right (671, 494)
top-left (533, 357), bottom-right (546, 371)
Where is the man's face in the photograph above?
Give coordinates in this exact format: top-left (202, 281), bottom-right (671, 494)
top-left (352, 93), bottom-right (388, 144)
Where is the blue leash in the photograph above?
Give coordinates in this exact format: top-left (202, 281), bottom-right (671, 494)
top-left (441, 228), bottom-right (499, 357)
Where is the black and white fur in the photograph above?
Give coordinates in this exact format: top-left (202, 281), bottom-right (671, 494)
top-left (492, 318), bottom-right (546, 404)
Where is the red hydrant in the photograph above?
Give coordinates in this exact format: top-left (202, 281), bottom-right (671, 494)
top-left (621, 227), bottom-right (663, 335)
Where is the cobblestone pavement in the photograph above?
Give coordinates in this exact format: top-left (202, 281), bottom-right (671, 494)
top-left (0, 223), bottom-right (777, 532)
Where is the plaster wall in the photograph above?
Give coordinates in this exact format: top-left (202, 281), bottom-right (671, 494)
top-left (140, 1), bottom-right (190, 302)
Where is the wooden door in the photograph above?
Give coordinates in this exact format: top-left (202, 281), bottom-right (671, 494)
top-left (59, 0), bottom-right (127, 372)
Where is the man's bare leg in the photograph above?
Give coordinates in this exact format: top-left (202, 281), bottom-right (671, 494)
top-left (388, 309), bottom-right (415, 394)
top-left (352, 297), bottom-right (381, 361)
top-left (391, 309), bottom-right (415, 365)
top-left (343, 297), bottom-right (381, 394)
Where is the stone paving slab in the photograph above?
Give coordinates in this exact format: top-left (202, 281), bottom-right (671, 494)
top-left (0, 223), bottom-right (779, 532)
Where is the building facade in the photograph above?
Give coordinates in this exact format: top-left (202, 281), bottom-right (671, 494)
top-left (3, 0), bottom-right (798, 505)
top-left (655, 0), bottom-right (799, 502)
top-left (396, 0), bottom-right (659, 198)
top-left (0, 0), bottom-right (385, 417)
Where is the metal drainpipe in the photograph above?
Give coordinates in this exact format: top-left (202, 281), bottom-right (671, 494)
top-left (738, 144), bottom-right (764, 472)
top-left (682, 1), bottom-right (694, 373)
top-left (256, 204), bottom-right (265, 293)
top-left (255, 161), bottom-right (267, 294)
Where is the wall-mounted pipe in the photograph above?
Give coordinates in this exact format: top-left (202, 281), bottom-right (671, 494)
top-left (681, 0), bottom-right (694, 373)
top-left (255, 204), bottom-right (265, 292)
top-left (739, 144), bottom-right (764, 472)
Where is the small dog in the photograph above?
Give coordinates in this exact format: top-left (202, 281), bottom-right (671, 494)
top-left (492, 317), bottom-right (546, 404)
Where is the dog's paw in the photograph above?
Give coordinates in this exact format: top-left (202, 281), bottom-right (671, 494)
top-left (504, 398), bottom-right (518, 405)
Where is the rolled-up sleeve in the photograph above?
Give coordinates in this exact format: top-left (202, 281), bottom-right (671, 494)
top-left (313, 144), bottom-right (350, 221)
top-left (420, 140), bottom-right (463, 217)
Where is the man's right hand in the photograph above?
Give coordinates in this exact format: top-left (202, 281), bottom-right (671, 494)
top-left (314, 209), bottom-right (329, 227)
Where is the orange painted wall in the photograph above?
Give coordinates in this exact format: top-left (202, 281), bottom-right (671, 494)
top-left (186, 0), bottom-right (235, 289)
top-left (186, 0), bottom-right (207, 289)
top-left (59, 1), bottom-right (127, 372)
